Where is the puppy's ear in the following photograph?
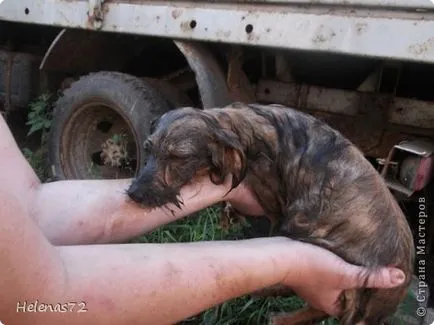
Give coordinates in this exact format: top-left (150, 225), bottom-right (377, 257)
top-left (208, 129), bottom-right (247, 189)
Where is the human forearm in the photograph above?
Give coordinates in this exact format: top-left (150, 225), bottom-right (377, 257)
top-left (0, 183), bottom-right (406, 325)
top-left (60, 239), bottom-right (289, 325)
top-left (31, 177), bottom-right (226, 246)
top-left (2, 238), bottom-right (405, 325)
top-left (8, 238), bottom-right (291, 325)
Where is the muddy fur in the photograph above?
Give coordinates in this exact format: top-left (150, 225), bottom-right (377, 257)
top-left (127, 102), bottom-right (415, 325)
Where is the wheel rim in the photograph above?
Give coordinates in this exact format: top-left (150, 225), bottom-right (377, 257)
top-left (60, 100), bottom-right (139, 179)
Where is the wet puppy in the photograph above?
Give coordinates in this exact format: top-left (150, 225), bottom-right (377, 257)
top-left (127, 102), bottom-right (415, 325)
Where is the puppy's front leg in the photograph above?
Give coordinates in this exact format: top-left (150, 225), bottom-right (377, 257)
top-left (251, 283), bottom-right (295, 297)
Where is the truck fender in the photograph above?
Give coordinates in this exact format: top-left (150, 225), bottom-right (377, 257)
top-left (40, 28), bottom-right (231, 108)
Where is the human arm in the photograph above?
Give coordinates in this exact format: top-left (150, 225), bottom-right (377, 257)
top-left (0, 184), bottom-right (287, 325)
top-left (29, 177), bottom-right (229, 245)
top-left (0, 114), bottom-right (235, 245)
top-left (0, 182), bottom-right (404, 325)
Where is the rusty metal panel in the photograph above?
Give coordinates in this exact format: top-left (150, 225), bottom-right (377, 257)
top-left (256, 79), bottom-right (434, 130)
top-left (389, 97), bottom-right (434, 129)
top-left (258, 80), bottom-right (359, 116)
top-left (286, 109), bottom-right (416, 158)
top-left (174, 41), bottom-right (232, 108)
top-left (2, 0), bottom-right (434, 64)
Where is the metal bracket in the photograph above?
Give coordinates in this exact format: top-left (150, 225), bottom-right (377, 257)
top-left (88, 0), bottom-right (105, 30)
top-left (380, 140), bottom-right (434, 197)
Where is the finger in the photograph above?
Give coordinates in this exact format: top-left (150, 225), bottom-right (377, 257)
top-left (363, 267), bottom-right (406, 288)
top-left (340, 265), bottom-right (406, 289)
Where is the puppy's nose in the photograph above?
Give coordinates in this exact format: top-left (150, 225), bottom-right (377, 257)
top-left (127, 182), bottom-right (144, 203)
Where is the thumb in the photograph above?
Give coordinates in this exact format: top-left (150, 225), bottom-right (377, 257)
top-left (340, 265), bottom-right (406, 289)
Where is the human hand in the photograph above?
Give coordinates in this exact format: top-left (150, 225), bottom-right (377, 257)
top-left (280, 240), bottom-right (406, 316)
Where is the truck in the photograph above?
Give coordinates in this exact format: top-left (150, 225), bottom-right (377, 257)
top-left (0, 1), bottom-right (433, 324)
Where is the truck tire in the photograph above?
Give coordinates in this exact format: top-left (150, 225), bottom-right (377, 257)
top-left (48, 71), bottom-right (174, 180)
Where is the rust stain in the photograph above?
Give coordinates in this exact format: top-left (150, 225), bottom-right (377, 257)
top-left (180, 21), bottom-right (192, 32)
top-left (87, 2), bottom-right (106, 28)
top-left (171, 9), bottom-right (182, 19)
top-left (355, 22), bottom-right (368, 35)
top-left (87, 13), bottom-right (96, 28)
top-left (408, 37), bottom-right (434, 57)
top-left (312, 24), bottom-right (336, 45)
top-left (247, 35), bottom-right (260, 42)
top-left (313, 34), bottom-right (327, 43)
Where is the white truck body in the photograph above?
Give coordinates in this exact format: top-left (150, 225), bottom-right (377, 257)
top-left (1, 0), bottom-right (434, 64)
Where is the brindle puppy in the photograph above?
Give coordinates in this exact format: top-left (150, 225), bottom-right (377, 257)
top-left (127, 102), bottom-right (415, 325)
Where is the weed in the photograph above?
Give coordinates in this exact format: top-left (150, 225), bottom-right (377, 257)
top-left (26, 93), bottom-right (53, 143)
top-left (22, 93), bottom-right (54, 181)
